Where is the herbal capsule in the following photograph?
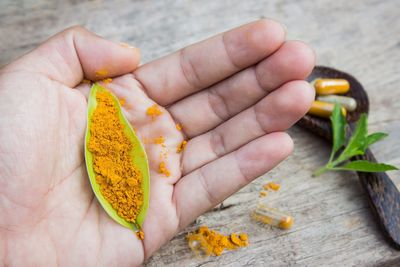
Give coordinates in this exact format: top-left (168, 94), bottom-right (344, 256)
top-left (317, 95), bottom-right (357, 112)
top-left (308, 101), bottom-right (346, 118)
top-left (313, 79), bottom-right (350, 95)
top-left (251, 204), bottom-right (293, 229)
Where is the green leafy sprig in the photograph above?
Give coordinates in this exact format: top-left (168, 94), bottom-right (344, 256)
top-left (314, 103), bottom-right (398, 176)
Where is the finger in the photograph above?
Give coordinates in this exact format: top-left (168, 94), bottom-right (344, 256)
top-left (168, 41), bottom-right (315, 137)
top-left (174, 132), bottom-right (293, 229)
top-left (2, 26), bottom-right (140, 87)
top-left (181, 80), bottom-right (314, 174)
top-left (134, 19), bottom-right (285, 105)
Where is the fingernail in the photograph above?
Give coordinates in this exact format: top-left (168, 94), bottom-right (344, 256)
top-left (119, 42), bottom-right (136, 49)
top-left (132, 47), bottom-right (141, 54)
top-left (281, 23), bottom-right (288, 34)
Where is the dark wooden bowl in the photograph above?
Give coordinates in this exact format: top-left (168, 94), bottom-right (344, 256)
top-left (296, 66), bottom-right (400, 249)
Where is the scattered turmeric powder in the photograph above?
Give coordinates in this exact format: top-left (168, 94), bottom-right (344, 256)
top-left (119, 98), bottom-right (126, 106)
top-left (263, 182), bottom-right (280, 191)
top-left (176, 123), bottom-right (183, 131)
top-left (176, 140), bottom-right (187, 153)
top-left (259, 191), bottom-right (268, 198)
top-left (88, 90), bottom-right (143, 224)
top-left (82, 79), bottom-right (92, 84)
top-left (158, 161), bottom-right (171, 177)
top-left (154, 136), bottom-right (165, 144)
top-left (95, 69), bottom-right (108, 78)
top-left (187, 226), bottom-right (249, 257)
top-left (230, 233), bottom-right (242, 246)
top-left (136, 230), bottom-right (145, 240)
top-left (239, 233), bottom-right (248, 242)
top-left (146, 104), bottom-right (162, 119)
top-left (102, 77), bottom-right (113, 84)
top-left (159, 148), bottom-right (168, 159)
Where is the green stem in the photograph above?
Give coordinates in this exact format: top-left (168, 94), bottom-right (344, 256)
top-left (328, 150), bottom-right (335, 163)
top-left (313, 166), bottom-right (330, 177)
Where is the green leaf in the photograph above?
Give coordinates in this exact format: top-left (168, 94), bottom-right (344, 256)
top-left (337, 113), bottom-right (368, 161)
top-left (366, 132), bottom-right (388, 147)
top-left (333, 160), bottom-right (398, 172)
top-left (330, 103), bottom-right (346, 155)
top-left (84, 83), bottom-right (150, 232)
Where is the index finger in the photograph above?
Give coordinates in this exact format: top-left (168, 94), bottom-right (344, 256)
top-left (134, 19), bottom-right (285, 105)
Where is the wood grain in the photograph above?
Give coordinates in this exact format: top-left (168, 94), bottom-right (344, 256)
top-left (1, 0), bottom-right (399, 266)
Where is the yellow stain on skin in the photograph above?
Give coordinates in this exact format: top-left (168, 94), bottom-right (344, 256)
top-left (146, 104), bottom-right (163, 120)
top-left (95, 69), bottom-right (109, 78)
top-left (102, 78), bottom-right (112, 84)
top-left (158, 161), bottom-right (171, 177)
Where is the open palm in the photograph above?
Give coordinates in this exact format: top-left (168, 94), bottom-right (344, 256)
top-left (0, 20), bottom-right (315, 266)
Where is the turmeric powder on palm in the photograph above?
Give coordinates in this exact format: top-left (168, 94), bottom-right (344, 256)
top-left (88, 91), bottom-right (143, 223)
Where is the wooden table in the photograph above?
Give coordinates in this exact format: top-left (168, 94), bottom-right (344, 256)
top-left (1, 0), bottom-right (399, 266)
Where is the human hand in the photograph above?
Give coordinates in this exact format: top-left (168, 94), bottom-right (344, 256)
top-left (0, 20), bottom-right (315, 266)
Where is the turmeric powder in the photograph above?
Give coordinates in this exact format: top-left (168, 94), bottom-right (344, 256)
top-left (187, 226), bottom-right (248, 257)
top-left (263, 182), bottom-right (280, 191)
top-left (146, 104), bottom-right (162, 119)
top-left (176, 140), bottom-right (187, 153)
top-left (102, 77), bottom-right (113, 84)
top-left (119, 98), bottom-right (126, 106)
top-left (95, 69), bottom-right (108, 78)
top-left (259, 191), bottom-right (268, 198)
top-left (88, 90), bottom-right (143, 223)
top-left (154, 136), bottom-right (165, 144)
top-left (136, 230), bottom-right (145, 240)
top-left (158, 161), bottom-right (171, 177)
top-left (176, 123), bottom-right (183, 131)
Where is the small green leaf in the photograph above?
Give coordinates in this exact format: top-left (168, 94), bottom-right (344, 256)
top-left (333, 160), bottom-right (398, 172)
top-left (366, 132), bottom-right (388, 147)
top-left (338, 113), bottom-right (368, 161)
top-left (84, 83), bottom-right (150, 232)
top-left (330, 103), bottom-right (346, 155)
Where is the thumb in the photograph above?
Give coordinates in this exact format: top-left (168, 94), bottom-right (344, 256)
top-left (2, 26), bottom-right (140, 87)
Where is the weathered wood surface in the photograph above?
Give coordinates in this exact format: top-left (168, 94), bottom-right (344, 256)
top-left (1, 0), bottom-right (399, 266)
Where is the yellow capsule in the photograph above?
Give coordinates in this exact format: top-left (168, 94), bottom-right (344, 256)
top-left (251, 204), bottom-right (294, 230)
top-left (317, 95), bottom-right (357, 112)
top-left (279, 216), bottom-right (294, 230)
top-left (313, 79), bottom-right (350, 95)
top-left (308, 101), bottom-right (347, 118)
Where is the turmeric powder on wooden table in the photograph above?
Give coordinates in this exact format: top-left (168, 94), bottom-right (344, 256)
top-left (88, 91), bottom-right (143, 223)
top-left (187, 226), bottom-right (248, 257)
top-left (263, 182), bottom-right (280, 191)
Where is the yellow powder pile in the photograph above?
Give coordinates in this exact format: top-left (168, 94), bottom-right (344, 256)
top-left (88, 91), bottom-right (143, 223)
top-left (187, 226), bottom-right (248, 257)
